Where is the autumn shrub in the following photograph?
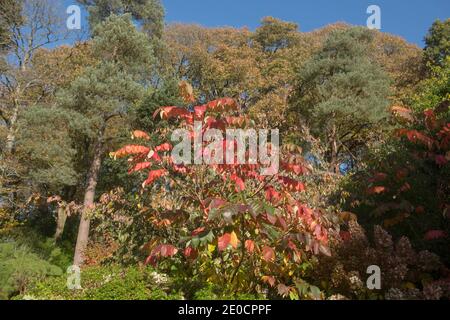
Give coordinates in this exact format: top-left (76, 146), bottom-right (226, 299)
top-left (340, 103), bottom-right (450, 264)
top-left (104, 92), bottom-right (340, 299)
top-left (310, 220), bottom-right (450, 300)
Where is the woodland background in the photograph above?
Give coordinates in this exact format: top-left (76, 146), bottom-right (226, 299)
top-left (0, 0), bottom-right (449, 300)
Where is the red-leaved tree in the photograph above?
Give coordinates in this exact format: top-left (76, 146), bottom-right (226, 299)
top-left (112, 90), bottom-right (337, 298)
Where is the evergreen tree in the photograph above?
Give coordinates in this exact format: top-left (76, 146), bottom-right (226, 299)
top-left (54, 14), bottom-right (153, 265)
top-left (290, 27), bottom-right (390, 172)
top-left (77, 0), bottom-right (165, 38)
top-left (424, 19), bottom-right (450, 68)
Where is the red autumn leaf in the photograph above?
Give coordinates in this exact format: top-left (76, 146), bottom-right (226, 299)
top-left (278, 216), bottom-right (288, 230)
top-left (287, 240), bottom-right (297, 251)
top-left (155, 143), bottom-right (172, 152)
top-left (281, 162), bottom-right (309, 175)
top-left (396, 129), bottom-right (434, 149)
top-left (218, 232), bottom-right (239, 251)
top-left (154, 106), bottom-right (191, 120)
top-left (424, 230), bottom-right (447, 241)
top-left (128, 161), bottom-right (152, 174)
top-left (142, 169), bottom-right (167, 187)
top-left (265, 186), bottom-right (281, 204)
top-left (205, 98), bottom-right (239, 113)
top-left (245, 240), bottom-right (255, 254)
top-left (191, 227), bottom-right (206, 236)
top-left (184, 247), bottom-right (198, 259)
top-left (277, 176), bottom-right (305, 192)
top-left (193, 105), bottom-right (207, 119)
top-left (145, 255), bottom-right (158, 266)
top-left (160, 244), bottom-right (178, 257)
top-left (218, 233), bottom-right (231, 251)
top-left (145, 244), bottom-right (178, 266)
top-left (262, 245), bottom-right (275, 262)
top-left (230, 174), bottom-right (245, 192)
top-left (132, 130), bottom-right (150, 140)
top-left (424, 109), bottom-right (437, 130)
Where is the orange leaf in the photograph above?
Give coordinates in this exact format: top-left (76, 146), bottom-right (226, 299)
top-left (367, 186), bottom-right (386, 194)
top-left (245, 240), bottom-right (255, 253)
top-left (132, 130), bottom-right (150, 140)
top-left (390, 105), bottom-right (414, 122)
top-left (262, 245), bottom-right (275, 262)
top-left (111, 145), bottom-right (150, 158)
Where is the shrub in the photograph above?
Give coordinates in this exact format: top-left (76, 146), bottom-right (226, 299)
top-left (1, 226), bottom-right (73, 270)
top-left (311, 220), bottom-right (450, 300)
top-left (0, 242), bottom-right (62, 299)
top-left (106, 93), bottom-right (340, 299)
top-left (19, 265), bottom-right (184, 300)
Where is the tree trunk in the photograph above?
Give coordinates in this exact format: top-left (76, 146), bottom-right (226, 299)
top-left (330, 123), bottom-right (339, 174)
top-left (73, 125), bottom-right (105, 266)
top-left (5, 100), bottom-right (19, 155)
top-left (54, 206), bottom-right (67, 240)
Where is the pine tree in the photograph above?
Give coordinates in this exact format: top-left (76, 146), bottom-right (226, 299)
top-left (55, 14), bottom-right (154, 265)
top-left (424, 19), bottom-right (450, 68)
top-left (290, 27), bottom-right (390, 172)
top-left (77, 0), bottom-right (165, 38)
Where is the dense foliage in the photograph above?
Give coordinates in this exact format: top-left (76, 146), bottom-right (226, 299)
top-left (0, 1), bottom-right (448, 300)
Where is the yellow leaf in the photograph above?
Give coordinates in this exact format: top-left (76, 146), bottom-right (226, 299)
top-left (230, 231), bottom-right (239, 249)
top-left (208, 244), bottom-right (216, 253)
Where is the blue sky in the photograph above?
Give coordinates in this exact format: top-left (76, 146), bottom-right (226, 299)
top-left (162, 0), bottom-right (449, 47)
top-left (63, 0), bottom-right (449, 47)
